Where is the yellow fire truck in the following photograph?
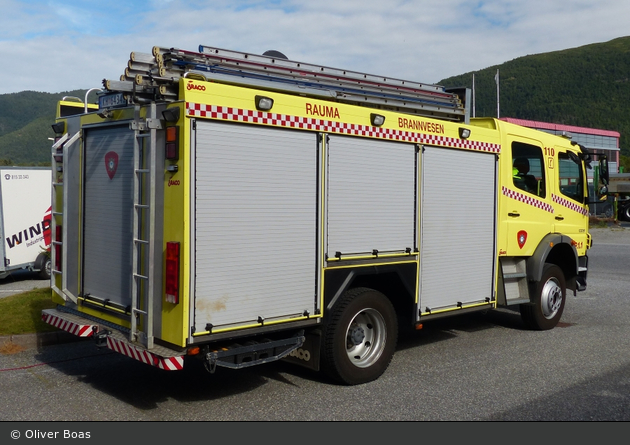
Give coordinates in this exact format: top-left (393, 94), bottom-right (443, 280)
top-left (42, 45), bottom-right (609, 385)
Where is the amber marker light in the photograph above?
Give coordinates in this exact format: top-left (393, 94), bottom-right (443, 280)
top-left (187, 347), bottom-right (201, 356)
top-left (165, 126), bottom-right (179, 161)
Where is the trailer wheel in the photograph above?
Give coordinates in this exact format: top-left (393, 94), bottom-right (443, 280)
top-left (321, 287), bottom-right (397, 385)
top-left (36, 253), bottom-right (51, 280)
top-left (520, 263), bottom-right (566, 331)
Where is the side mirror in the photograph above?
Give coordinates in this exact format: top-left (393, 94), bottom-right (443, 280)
top-left (599, 156), bottom-right (609, 186)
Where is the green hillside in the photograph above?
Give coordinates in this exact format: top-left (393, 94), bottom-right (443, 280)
top-left (0, 90), bottom-right (88, 165)
top-left (439, 36), bottom-right (630, 163)
top-left (1, 37), bottom-right (630, 167)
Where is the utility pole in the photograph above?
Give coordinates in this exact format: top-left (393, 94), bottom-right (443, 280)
top-left (495, 69), bottom-right (500, 118)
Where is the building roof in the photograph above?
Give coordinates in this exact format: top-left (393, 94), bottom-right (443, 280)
top-left (500, 117), bottom-right (620, 138)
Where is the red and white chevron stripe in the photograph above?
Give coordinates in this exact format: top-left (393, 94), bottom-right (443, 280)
top-left (41, 312), bottom-right (94, 337)
top-left (502, 186), bottom-right (555, 213)
top-left (186, 103), bottom-right (501, 154)
top-left (552, 193), bottom-right (589, 216)
top-left (106, 337), bottom-right (184, 371)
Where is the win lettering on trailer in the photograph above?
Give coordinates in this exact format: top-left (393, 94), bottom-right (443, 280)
top-left (6, 218), bottom-right (51, 249)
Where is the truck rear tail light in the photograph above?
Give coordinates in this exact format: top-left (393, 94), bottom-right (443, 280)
top-left (165, 241), bottom-right (180, 304)
top-left (165, 126), bottom-right (179, 161)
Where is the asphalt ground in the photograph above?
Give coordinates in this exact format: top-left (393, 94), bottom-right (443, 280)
top-left (0, 269), bottom-right (48, 300)
top-left (0, 223), bottom-right (628, 422)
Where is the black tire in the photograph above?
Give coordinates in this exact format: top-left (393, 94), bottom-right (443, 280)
top-left (36, 253), bottom-right (51, 280)
top-left (520, 263), bottom-right (566, 330)
top-left (321, 287), bottom-right (398, 385)
top-left (622, 203), bottom-right (630, 221)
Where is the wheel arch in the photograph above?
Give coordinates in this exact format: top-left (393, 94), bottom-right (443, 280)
top-left (527, 234), bottom-right (578, 292)
top-left (323, 263), bottom-right (416, 328)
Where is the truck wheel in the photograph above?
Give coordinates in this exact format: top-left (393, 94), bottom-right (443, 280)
top-left (520, 263), bottom-right (566, 330)
top-left (36, 253), bottom-right (52, 280)
top-left (321, 287), bottom-right (397, 385)
top-left (622, 204), bottom-right (630, 221)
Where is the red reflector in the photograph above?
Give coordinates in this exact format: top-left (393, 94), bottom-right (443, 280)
top-left (54, 226), bottom-right (62, 272)
top-left (165, 142), bottom-right (178, 160)
top-left (165, 241), bottom-right (180, 304)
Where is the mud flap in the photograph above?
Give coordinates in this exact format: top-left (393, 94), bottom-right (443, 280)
top-left (281, 329), bottom-right (321, 372)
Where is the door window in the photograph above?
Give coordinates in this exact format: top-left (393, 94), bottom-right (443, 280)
top-left (511, 142), bottom-right (545, 198)
top-left (558, 152), bottom-right (584, 203)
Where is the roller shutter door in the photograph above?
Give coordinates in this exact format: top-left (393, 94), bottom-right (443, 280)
top-left (82, 126), bottom-right (135, 307)
top-left (419, 146), bottom-right (497, 314)
top-left (193, 121), bottom-right (318, 330)
top-left (326, 135), bottom-right (416, 257)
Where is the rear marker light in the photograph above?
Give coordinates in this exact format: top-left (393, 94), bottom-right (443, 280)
top-left (165, 126), bottom-right (179, 161)
top-left (55, 225), bottom-right (62, 272)
top-left (165, 241), bottom-right (180, 304)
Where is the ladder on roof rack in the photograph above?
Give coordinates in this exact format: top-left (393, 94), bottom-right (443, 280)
top-left (103, 44), bottom-right (469, 122)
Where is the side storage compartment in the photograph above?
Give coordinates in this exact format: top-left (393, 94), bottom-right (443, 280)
top-left (191, 121), bottom-right (320, 333)
top-left (418, 146), bottom-right (498, 315)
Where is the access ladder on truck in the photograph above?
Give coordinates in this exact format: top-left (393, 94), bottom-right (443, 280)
top-left (129, 103), bottom-right (161, 348)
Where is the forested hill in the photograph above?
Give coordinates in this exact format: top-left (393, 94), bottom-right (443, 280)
top-left (439, 36), bottom-right (630, 161)
top-left (1, 36), bottom-right (629, 165)
top-left (0, 90), bottom-right (88, 166)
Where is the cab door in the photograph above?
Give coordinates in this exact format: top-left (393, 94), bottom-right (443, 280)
top-left (551, 146), bottom-right (589, 253)
top-left (500, 139), bottom-right (554, 256)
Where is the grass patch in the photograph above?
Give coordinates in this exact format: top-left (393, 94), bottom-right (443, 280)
top-left (0, 287), bottom-right (56, 336)
top-left (589, 216), bottom-right (618, 228)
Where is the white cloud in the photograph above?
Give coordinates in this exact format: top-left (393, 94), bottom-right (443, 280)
top-left (1, 0), bottom-right (629, 94)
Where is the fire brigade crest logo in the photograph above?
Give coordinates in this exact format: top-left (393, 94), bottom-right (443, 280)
top-left (517, 230), bottom-right (527, 249)
top-left (105, 151), bottom-right (119, 180)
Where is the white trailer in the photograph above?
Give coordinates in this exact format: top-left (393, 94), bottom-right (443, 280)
top-left (0, 167), bottom-right (52, 280)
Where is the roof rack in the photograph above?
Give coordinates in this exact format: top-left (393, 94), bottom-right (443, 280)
top-left (102, 45), bottom-right (469, 122)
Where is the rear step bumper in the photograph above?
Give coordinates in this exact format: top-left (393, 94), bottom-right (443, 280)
top-left (41, 308), bottom-right (184, 371)
top-left (204, 332), bottom-right (305, 373)
top-left (42, 308), bottom-right (305, 373)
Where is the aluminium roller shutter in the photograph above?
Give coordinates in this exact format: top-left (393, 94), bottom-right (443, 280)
top-left (82, 125), bottom-right (135, 307)
top-left (419, 146), bottom-right (497, 314)
top-left (325, 135), bottom-right (417, 258)
top-left (193, 121), bottom-right (319, 330)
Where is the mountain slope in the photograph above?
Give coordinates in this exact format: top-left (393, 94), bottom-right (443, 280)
top-left (439, 36), bottom-right (630, 158)
top-left (0, 90), bottom-right (87, 165)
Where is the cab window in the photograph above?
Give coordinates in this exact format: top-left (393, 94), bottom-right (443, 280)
top-left (511, 142), bottom-right (545, 198)
top-left (558, 152), bottom-right (584, 203)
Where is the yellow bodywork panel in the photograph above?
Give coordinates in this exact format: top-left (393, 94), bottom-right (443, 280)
top-left (180, 79), bottom-right (501, 148)
top-left (160, 102), bottom-right (189, 347)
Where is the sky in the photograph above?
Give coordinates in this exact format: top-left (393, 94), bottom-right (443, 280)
top-left (1, 0), bottom-right (630, 95)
